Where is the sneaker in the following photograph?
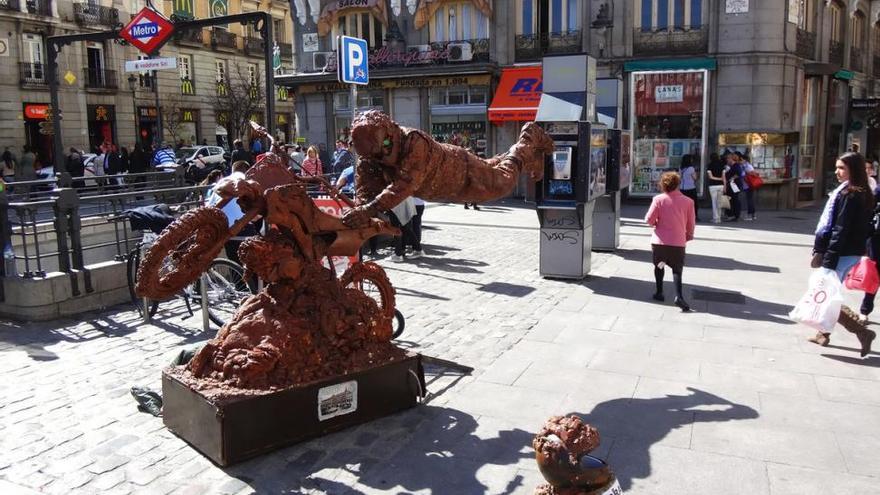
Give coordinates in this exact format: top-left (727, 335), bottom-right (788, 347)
top-left (389, 255), bottom-right (404, 262)
top-left (409, 250), bottom-right (423, 259)
top-left (744, 216), bottom-right (754, 222)
top-left (674, 297), bottom-right (691, 312)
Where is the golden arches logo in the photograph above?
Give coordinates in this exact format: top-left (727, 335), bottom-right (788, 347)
top-left (180, 78), bottom-right (194, 95)
top-left (217, 82), bottom-right (228, 95)
top-left (277, 86), bottom-right (288, 100)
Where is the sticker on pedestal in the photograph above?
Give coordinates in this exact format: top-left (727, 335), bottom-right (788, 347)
top-left (318, 380), bottom-right (358, 421)
top-left (602, 479), bottom-right (623, 495)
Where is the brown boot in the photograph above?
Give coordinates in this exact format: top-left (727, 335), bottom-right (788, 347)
top-left (839, 306), bottom-right (875, 357)
top-left (857, 329), bottom-right (876, 358)
top-left (808, 331), bottom-right (831, 346)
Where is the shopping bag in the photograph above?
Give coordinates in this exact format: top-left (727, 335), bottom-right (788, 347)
top-left (844, 256), bottom-right (880, 293)
top-left (745, 172), bottom-right (764, 189)
top-left (719, 194), bottom-right (731, 210)
top-left (788, 268), bottom-right (844, 332)
top-left (729, 180), bottom-right (741, 194)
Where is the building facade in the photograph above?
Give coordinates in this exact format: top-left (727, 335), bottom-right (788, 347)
top-left (280, 0), bottom-right (880, 204)
top-left (0, 0), bottom-right (296, 169)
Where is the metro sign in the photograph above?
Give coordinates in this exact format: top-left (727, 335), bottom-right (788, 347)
top-left (120, 7), bottom-right (174, 55)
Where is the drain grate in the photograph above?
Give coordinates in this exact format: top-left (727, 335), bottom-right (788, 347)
top-left (691, 289), bottom-right (746, 305)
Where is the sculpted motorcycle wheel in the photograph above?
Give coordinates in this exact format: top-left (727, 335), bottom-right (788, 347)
top-left (136, 207), bottom-right (230, 301)
top-left (341, 260), bottom-right (396, 320)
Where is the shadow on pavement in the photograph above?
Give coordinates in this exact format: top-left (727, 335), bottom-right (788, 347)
top-left (0, 303), bottom-right (210, 361)
top-left (572, 387), bottom-right (759, 491)
top-left (822, 354), bottom-right (880, 367)
top-left (231, 406), bottom-right (534, 495)
top-left (407, 255), bottom-right (488, 275)
top-left (588, 275), bottom-right (795, 325)
top-left (615, 248), bottom-right (781, 274)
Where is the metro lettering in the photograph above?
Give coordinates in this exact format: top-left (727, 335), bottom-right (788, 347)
top-left (131, 23), bottom-right (159, 38)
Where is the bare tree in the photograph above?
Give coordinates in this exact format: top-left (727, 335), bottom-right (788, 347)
top-left (160, 92), bottom-right (185, 147)
top-left (212, 63), bottom-right (265, 143)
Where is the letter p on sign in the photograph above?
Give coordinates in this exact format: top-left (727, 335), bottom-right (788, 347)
top-left (337, 36), bottom-right (369, 86)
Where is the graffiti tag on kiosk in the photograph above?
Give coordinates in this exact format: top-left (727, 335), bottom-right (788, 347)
top-left (542, 230), bottom-right (580, 245)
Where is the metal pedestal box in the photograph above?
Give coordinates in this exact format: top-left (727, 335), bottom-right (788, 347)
top-left (539, 202), bottom-right (594, 279)
top-left (592, 192), bottom-right (621, 251)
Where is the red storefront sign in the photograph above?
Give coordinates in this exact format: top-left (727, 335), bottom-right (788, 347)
top-left (24, 104), bottom-right (50, 120)
top-left (634, 72), bottom-right (704, 116)
top-left (488, 66), bottom-right (543, 122)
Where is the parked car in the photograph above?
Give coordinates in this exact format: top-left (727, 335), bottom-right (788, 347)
top-left (171, 146), bottom-right (227, 183)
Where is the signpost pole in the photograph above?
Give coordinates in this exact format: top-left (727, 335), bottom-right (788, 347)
top-left (152, 55), bottom-right (163, 146)
top-left (47, 41), bottom-right (64, 173)
top-left (350, 83), bottom-right (357, 137)
top-left (262, 20), bottom-right (275, 138)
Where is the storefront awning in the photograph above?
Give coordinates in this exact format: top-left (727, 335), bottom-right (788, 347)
top-left (624, 57), bottom-right (716, 72)
top-left (488, 66), bottom-right (542, 122)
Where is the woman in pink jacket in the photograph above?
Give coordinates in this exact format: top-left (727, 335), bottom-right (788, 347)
top-left (645, 172), bottom-right (696, 311)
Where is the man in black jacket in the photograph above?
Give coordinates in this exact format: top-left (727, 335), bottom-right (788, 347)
top-left (230, 139), bottom-right (253, 167)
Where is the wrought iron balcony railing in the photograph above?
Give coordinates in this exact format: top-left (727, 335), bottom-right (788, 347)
top-left (211, 28), bottom-right (237, 51)
top-left (83, 67), bottom-right (118, 90)
top-left (796, 28), bottom-right (816, 60)
top-left (515, 30), bottom-right (582, 62)
top-left (633, 26), bottom-right (708, 56)
top-left (850, 46), bottom-right (864, 73)
top-left (277, 41), bottom-right (293, 58)
top-left (244, 36), bottom-right (265, 56)
top-left (25, 0), bottom-right (50, 16)
top-left (175, 27), bottom-right (204, 45)
top-left (19, 62), bottom-right (46, 87)
top-left (73, 3), bottom-right (119, 27)
top-left (830, 40), bottom-right (844, 66)
top-left (0, 0), bottom-right (20, 11)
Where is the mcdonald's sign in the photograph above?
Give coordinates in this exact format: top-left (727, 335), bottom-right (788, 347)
top-left (249, 85), bottom-right (258, 99)
top-left (216, 82), bottom-right (228, 96)
top-left (173, 0), bottom-right (194, 19)
top-left (180, 77), bottom-right (195, 95)
top-left (277, 86), bottom-right (289, 101)
top-left (217, 112), bottom-right (228, 124)
top-left (180, 109), bottom-right (196, 122)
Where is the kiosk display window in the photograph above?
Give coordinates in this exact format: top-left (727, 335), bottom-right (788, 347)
top-left (630, 71), bottom-right (707, 196)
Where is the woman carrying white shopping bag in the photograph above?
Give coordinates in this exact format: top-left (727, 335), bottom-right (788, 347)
top-left (802, 152), bottom-right (876, 356)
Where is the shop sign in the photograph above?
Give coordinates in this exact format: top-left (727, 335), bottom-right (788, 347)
top-left (277, 114), bottom-right (288, 125)
top-left (120, 7), bottom-right (174, 55)
top-left (24, 103), bottom-right (50, 120)
top-left (180, 109), bottom-right (196, 122)
top-left (180, 77), bottom-right (195, 95)
top-left (138, 106), bottom-right (158, 119)
top-left (89, 104), bottom-right (115, 122)
top-left (297, 74), bottom-right (490, 94)
top-left (851, 98), bottom-right (880, 110)
top-left (655, 85), bottom-right (684, 103)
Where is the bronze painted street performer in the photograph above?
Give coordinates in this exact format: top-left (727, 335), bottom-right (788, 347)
top-left (137, 113), bottom-right (554, 396)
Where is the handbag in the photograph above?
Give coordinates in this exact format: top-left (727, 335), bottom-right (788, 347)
top-left (745, 172), bottom-right (764, 189)
top-left (719, 194), bottom-right (731, 210)
top-left (789, 268), bottom-right (844, 333)
top-left (844, 256), bottom-right (880, 293)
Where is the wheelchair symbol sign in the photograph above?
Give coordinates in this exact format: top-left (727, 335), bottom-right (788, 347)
top-left (337, 36), bottom-right (369, 86)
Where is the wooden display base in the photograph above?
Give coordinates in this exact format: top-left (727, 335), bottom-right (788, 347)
top-left (162, 352), bottom-right (425, 466)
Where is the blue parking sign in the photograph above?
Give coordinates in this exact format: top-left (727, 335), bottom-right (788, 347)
top-left (337, 36), bottom-right (369, 86)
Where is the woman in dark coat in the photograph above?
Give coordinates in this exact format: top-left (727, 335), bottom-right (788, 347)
top-left (810, 152), bottom-right (876, 356)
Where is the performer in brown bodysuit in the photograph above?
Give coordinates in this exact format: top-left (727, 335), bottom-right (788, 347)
top-left (342, 110), bottom-right (554, 227)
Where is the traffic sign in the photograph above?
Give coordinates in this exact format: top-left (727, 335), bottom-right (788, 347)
top-left (337, 36), bottom-right (368, 86)
top-left (120, 7), bottom-right (174, 55)
top-left (124, 57), bottom-right (177, 72)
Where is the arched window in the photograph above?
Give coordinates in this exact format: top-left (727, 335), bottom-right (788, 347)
top-left (331, 10), bottom-right (384, 49)
top-left (430, 1), bottom-right (489, 42)
top-left (829, 1), bottom-right (844, 42)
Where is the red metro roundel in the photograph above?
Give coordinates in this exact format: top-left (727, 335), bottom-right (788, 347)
top-left (120, 7), bottom-right (174, 55)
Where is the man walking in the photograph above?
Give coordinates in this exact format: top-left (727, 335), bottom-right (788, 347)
top-left (331, 140), bottom-right (354, 176)
top-left (231, 139), bottom-right (253, 166)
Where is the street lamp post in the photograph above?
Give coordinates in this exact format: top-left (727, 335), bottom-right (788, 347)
top-left (127, 74), bottom-right (139, 147)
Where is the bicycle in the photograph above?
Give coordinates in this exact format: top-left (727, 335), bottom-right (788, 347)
top-left (123, 205), bottom-right (254, 327)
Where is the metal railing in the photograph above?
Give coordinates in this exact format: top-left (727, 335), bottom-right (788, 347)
top-left (19, 62), bottom-right (46, 87)
top-left (515, 30), bottom-right (582, 62)
top-left (0, 169), bottom-right (194, 292)
top-left (0, 0), bottom-right (20, 11)
top-left (25, 0), bottom-right (50, 16)
top-left (83, 67), bottom-right (118, 90)
top-left (277, 41), bottom-right (292, 58)
top-left (211, 28), bottom-right (237, 51)
top-left (73, 2), bottom-right (119, 27)
top-left (796, 28), bottom-right (816, 60)
top-left (244, 36), bottom-right (264, 56)
top-left (633, 25), bottom-right (709, 56)
top-left (850, 46), bottom-right (864, 73)
top-left (175, 27), bottom-right (204, 45)
top-left (830, 40), bottom-right (844, 66)
top-left (430, 38), bottom-right (490, 63)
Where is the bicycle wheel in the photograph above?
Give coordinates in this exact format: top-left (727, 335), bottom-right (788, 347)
top-left (340, 262), bottom-right (402, 337)
top-left (201, 258), bottom-right (253, 327)
top-left (136, 207), bottom-right (230, 300)
top-left (127, 246), bottom-right (158, 318)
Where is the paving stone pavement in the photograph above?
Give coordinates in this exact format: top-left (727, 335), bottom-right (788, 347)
top-left (2, 199), bottom-right (880, 494)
